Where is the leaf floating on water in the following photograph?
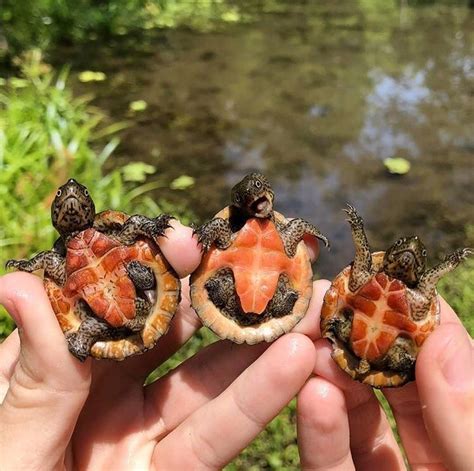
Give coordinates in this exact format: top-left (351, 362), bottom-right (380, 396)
top-left (129, 100), bottom-right (148, 112)
top-left (122, 162), bottom-right (156, 182)
top-left (170, 175), bottom-right (195, 190)
top-left (78, 71), bottom-right (107, 83)
top-left (383, 157), bottom-right (411, 175)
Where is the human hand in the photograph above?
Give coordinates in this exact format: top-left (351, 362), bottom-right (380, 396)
top-left (0, 221), bottom-right (317, 470)
top-left (296, 281), bottom-right (474, 471)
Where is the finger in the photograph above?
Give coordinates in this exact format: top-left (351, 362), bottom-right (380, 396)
top-left (0, 273), bottom-right (91, 387)
top-left (379, 296), bottom-right (471, 470)
top-left (383, 382), bottom-right (443, 470)
top-left (152, 333), bottom-right (315, 469)
top-left (144, 339), bottom-right (268, 441)
top-left (438, 295), bottom-right (465, 326)
top-left (142, 280), bottom-right (330, 412)
top-left (314, 339), bottom-right (406, 470)
top-left (293, 279), bottom-right (331, 340)
top-left (157, 220), bottom-right (201, 277)
top-left (0, 329), bottom-right (20, 380)
top-left (0, 329), bottom-right (20, 402)
top-left (297, 376), bottom-right (354, 470)
top-left (141, 278), bottom-right (328, 442)
top-left (0, 273), bottom-right (91, 469)
top-left (74, 333), bottom-right (268, 468)
top-left (303, 234), bottom-right (320, 262)
top-left (415, 321), bottom-right (474, 470)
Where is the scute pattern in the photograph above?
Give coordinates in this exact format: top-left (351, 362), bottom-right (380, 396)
top-left (321, 252), bottom-right (439, 387)
top-left (45, 211), bottom-right (181, 360)
top-left (191, 209), bottom-right (313, 345)
top-left (347, 273), bottom-right (416, 361)
top-left (64, 228), bottom-right (137, 327)
top-left (205, 218), bottom-right (301, 314)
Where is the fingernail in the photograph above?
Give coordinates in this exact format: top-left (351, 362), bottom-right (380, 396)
top-left (440, 328), bottom-right (473, 391)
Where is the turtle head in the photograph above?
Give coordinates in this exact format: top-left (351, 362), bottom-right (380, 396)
top-left (51, 179), bottom-right (95, 237)
top-left (383, 236), bottom-right (427, 287)
top-left (231, 173), bottom-right (274, 218)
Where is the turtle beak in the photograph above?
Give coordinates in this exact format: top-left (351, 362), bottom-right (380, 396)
top-left (249, 192), bottom-right (273, 218)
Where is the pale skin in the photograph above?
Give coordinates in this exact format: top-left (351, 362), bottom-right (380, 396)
top-left (0, 222), bottom-right (472, 470)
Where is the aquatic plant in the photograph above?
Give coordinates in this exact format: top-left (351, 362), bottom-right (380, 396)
top-left (1, 0), bottom-right (248, 61)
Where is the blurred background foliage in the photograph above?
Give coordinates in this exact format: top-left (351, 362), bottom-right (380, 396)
top-left (0, 0), bottom-right (249, 63)
top-left (1, 0), bottom-right (473, 468)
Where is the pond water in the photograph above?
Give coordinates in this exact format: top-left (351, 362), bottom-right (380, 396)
top-left (62, 0), bottom-right (473, 278)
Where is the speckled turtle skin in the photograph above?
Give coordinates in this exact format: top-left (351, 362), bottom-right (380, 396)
top-left (190, 173), bottom-right (329, 344)
top-left (321, 205), bottom-right (472, 387)
top-left (6, 179), bottom-right (180, 361)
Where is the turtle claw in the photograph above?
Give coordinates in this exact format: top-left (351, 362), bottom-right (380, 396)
top-left (151, 214), bottom-right (174, 238)
top-left (5, 259), bottom-right (17, 270)
top-left (320, 235), bottom-right (331, 250)
top-left (445, 247), bottom-right (473, 264)
top-left (343, 204), bottom-right (363, 227)
top-left (195, 224), bottom-right (214, 252)
top-left (5, 259), bottom-right (26, 271)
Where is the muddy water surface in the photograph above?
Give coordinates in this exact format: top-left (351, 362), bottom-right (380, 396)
top-left (64, 1), bottom-right (474, 278)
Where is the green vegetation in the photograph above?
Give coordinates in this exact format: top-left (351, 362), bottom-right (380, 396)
top-left (1, 0), bottom-right (150, 58)
top-left (1, 48), bottom-right (473, 471)
top-left (0, 50), bottom-right (192, 334)
top-left (439, 257), bottom-right (474, 336)
top-left (1, 1), bottom-right (472, 469)
top-left (1, 0), bottom-right (248, 62)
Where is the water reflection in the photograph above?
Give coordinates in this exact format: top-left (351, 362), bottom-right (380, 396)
top-left (64, 0), bottom-right (473, 277)
top-left (352, 67), bottom-right (431, 159)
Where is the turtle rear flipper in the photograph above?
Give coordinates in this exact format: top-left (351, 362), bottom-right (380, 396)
top-left (67, 316), bottom-right (118, 362)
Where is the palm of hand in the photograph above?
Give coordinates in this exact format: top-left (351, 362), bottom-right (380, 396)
top-left (0, 274), bottom-right (317, 470)
top-left (1, 223), bottom-right (472, 470)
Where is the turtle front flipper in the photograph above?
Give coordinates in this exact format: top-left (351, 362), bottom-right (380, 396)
top-left (411, 247), bottom-right (473, 320)
top-left (344, 204), bottom-right (372, 292)
top-left (6, 250), bottom-right (66, 286)
top-left (117, 214), bottom-right (174, 245)
top-left (194, 217), bottom-right (233, 252)
top-left (279, 218), bottom-right (330, 258)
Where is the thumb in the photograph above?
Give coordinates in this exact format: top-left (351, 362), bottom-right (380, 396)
top-left (416, 315), bottom-right (474, 471)
top-left (0, 272), bottom-right (91, 469)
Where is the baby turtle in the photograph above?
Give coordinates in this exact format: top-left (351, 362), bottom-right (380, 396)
top-left (190, 173), bottom-right (329, 344)
top-left (321, 205), bottom-right (472, 387)
top-left (6, 179), bottom-right (180, 361)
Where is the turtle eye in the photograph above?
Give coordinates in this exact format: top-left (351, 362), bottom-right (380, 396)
top-left (235, 194), bottom-right (241, 204)
top-left (422, 249), bottom-right (427, 257)
top-left (255, 180), bottom-right (262, 189)
top-left (84, 189), bottom-right (89, 197)
top-left (396, 239), bottom-right (402, 246)
top-left (56, 189), bottom-right (62, 197)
